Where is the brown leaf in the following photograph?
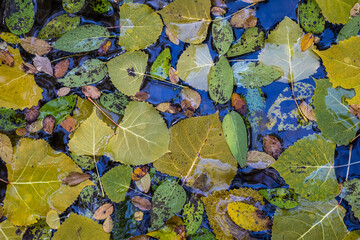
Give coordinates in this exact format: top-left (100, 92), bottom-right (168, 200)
top-left (350, 3), bottom-right (360, 17)
top-left (132, 166), bottom-right (150, 181)
top-left (181, 88), bottom-right (201, 111)
top-left (103, 216), bottom-right (113, 233)
top-left (25, 105), bottom-right (40, 123)
top-left (169, 67), bottom-right (179, 84)
top-left (350, 104), bottom-right (360, 119)
top-left (211, 6), bottom-right (227, 16)
top-left (42, 115), bottom-right (56, 134)
top-left (134, 211), bottom-right (144, 221)
top-left (33, 54), bottom-right (53, 76)
top-left (21, 37), bottom-right (52, 56)
top-left (16, 127), bottom-right (27, 136)
top-left (82, 85), bottom-right (101, 99)
top-left (231, 93), bottom-right (248, 115)
top-left (0, 49), bottom-right (14, 67)
top-left (156, 102), bottom-right (181, 114)
top-left (54, 59), bottom-right (69, 78)
top-left (314, 36), bottom-right (321, 44)
top-left (299, 101), bottom-right (316, 122)
top-left (93, 203), bottom-right (114, 220)
top-left (230, 9), bottom-right (257, 28)
top-left (22, 62), bottom-right (38, 74)
top-left (134, 172), bottom-right (151, 193)
top-left (212, 0), bottom-right (227, 9)
top-left (300, 33), bottom-right (314, 52)
top-left (165, 28), bottom-right (180, 45)
top-left (57, 87), bottom-right (71, 97)
top-left (184, 109), bottom-right (194, 118)
top-left (60, 116), bottom-right (75, 132)
top-left (131, 196), bottom-right (152, 211)
top-left (133, 92), bottom-right (150, 102)
top-left (62, 172), bottom-right (91, 186)
top-left (98, 41), bottom-right (112, 56)
top-left (262, 135), bottom-right (282, 159)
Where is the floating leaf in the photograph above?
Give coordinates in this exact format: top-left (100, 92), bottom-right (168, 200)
top-left (231, 93), bottom-right (247, 115)
top-left (337, 15), bottom-right (360, 42)
top-left (246, 151), bottom-right (275, 169)
top-left (230, 9), bottom-right (257, 28)
top-left (298, 0), bottom-right (325, 34)
top-left (183, 199), bottom-right (204, 235)
top-left (259, 188), bottom-right (298, 209)
top-left (262, 135), bottom-right (282, 159)
top-left (62, 0), bottom-right (85, 13)
top-left (150, 48), bottom-right (171, 79)
top-left (0, 133), bottom-right (13, 164)
top-left (135, 172), bottom-right (151, 193)
top-left (46, 210), bottom-right (60, 229)
top-left (315, 0), bottom-right (356, 24)
top-left (62, 172), bottom-right (91, 186)
top-left (232, 61), bottom-right (282, 88)
top-left (38, 14), bottom-right (80, 39)
top-left (33, 54), bottom-right (53, 76)
top-left (102, 165), bottom-right (132, 203)
top-left (81, 85), bottom-right (101, 99)
top-left (300, 33), bottom-right (315, 52)
top-left (103, 216), bottom-right (113, 233)
top-left (0, 49), bottom-right (14, 67)
top-left (100, 91), bottom-right (130, 115)
top-left (212, 17), bottom-right (233, 56)
top-left (150, 181), bottom-right (186, 228)
top-left (227, 27), bottom-right (265, 57)
top-left (147, 216), bottom-right (185, 239)
top-left (131, 196), bottom-right (152, 211)
top-left (106, 101), bottom-right (169, 165)
top-left (59, 59), bottom-right (107, 87)
top-left (70, 153), bottom-right (95, 170)
top-left (154, 113), bottom-right (237, 195)
top-left (20, 37), bottom-right (52, 56)
top-left (53, 24), bottom-right (110, 53)
top-left (343, 178), bottom-right (360, 219)
top-left (5, 0), bottom-right (34, 35)
top-left (0, 220), bottom-right (22, 239)
top-left (107, 51), bottom-right (148, 96)
top-left (53, 213), bottom-right (110, 240)
top-left (222, 111), bottom-right (247, 167)
top-left (177, 44), bottom-right (213, 91)
top-left (271, 134), bottom-right (338, 201)
top-left (4, 138), bottom-right (93, 226)
top-left (0, 47), bottom-right (43, 110)
top-left (39, 95), bottom-right (77, 125)
top-left (0, 32), bottom-right (21, 44)
top-left (93, 203), bottom-right (114, 220)
top-left (158, 0), bottom-right (211, 44)
top-left (54, 59), bottom-right (70, 78)
top-left (119, 3), bottom-right (163, 51)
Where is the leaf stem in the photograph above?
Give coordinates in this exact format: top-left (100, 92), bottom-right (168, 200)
top-left (0, 178), bottom-right (8, 184)
top-left (87, 97), bottom-right (120, 128)
top-left (345, 144), bottom-right (352, 182)
top-left (289, 77), bottom-right (309, 123)
top-left (93, 155), bottom-right (106, 198)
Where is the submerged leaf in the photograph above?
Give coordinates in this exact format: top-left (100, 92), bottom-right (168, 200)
top-left (246, 151), bottom-right (275, 169)
top-left (0, 133), bottom-right (13, 164)
top-left (230, 8), bottom-right (257, 28)
top-left (93, 203), bottom-right (114, 220)
top-left (46, 210), bottom-right (60, 229)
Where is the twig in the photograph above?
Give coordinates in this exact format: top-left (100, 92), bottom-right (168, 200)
top-left (87, 97), bottom-right (120, 128)
top-left (0, 178), bottom-right (8, 184)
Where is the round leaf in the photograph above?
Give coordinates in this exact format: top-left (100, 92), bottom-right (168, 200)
top-left (100, 91), bottom-right (130, 115)
top-left (102, 165), bottom-right (132, 203)
top-left (5, 0), bottom-right (34, 35)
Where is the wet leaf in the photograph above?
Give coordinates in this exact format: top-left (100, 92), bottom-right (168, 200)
top-left (53, 213), bottom-right (110, 240)
top-left (191, 229), bottom-right (216, 240)
top-left (62, 172), bottom-right (91, 186)
top-left (70, 153), bottom-right (95, 170)
top-left (26, 120), bottom-right (43, 133)
top-left (4, 138), bottom-right (93, 226)
top-left (133, 92), bottom-right (150, 102)
top-left (22, 62), bottom-right (38, 74)
top-left (131, 196), bottom-right (152, 211)
top-left (20, 37), bottom-right (52, 56)
top-left (0, 49), bottom-right (14, 67)
top-left (0, 220), bottom-right (22, 239)
top-left (158, 0), bottom-right (211, 44)
top-left (132, 166), bottom-right (150, 181)
top-left (39, 95), bottom-right (77, 125)
top-left (100, 91), bottom-right (130, 115)
top-left (165, 28), bottom-right (180, 45)
top-left (150, 48), bottom-right (171, 79)
top-left (212, 17), bottom-right (233, 56)
top-left (106, 101), bottom-right (170, 165)
top-left (300, 33), bottom-right (314, 52)
top-left (246, 151), bottom-right (275, 169)
top-left (60, 116), bottom-right (75, 132)
top-left (298, 0), bottom-right (325, 34)
top-left (102, 165), bottom-right (132, 202)
top-left (147, 216), bottom-right (185, 239)
top-left (337, 14), bottom-right (360, 42)
top-left (5, 0), bottom-right (34, 35)
top-left (315, 0), bottom-right (356, 24)
top-left (181, 88), bottom-right (201, 112)
top-left (211, 6), bottom-right (226, 16)
top-left (98, 40), bottom-right (111, 56)
top-left (259, 188), bottom-right (298, 209)
top-left (93, 203), bottom-right (114, 220)
top-left (119, 3), bottom-right (163, 51)
top-left (82, 85), bottom-right (101, 99)
top-left (0, 32), bottom-right (21, 44)
top-left (0, 133), bottom-right (12, 164)
top-left (183, 199), bottom-right (204, 235)
top-left (62, 0), bottom-right (85, 13)
top-left (25, 105), bottom-right (40, 123)
top-left (57, 87), bottom-right (71, 97)
top-left (38, 14), bottom-right (80, 39)
top-left (262, 135), bottom-right (282, 159)
top-left (103, 216), bottom-right (113, 233)
top-left (156, 102), bottom-right (181, 114)
top-left (351, 2), bottom-right (360, 16)
top-left (59, 59), bottom-right (107, 87)
top-left (227, 27), bottom-right (265, 57)
top-left (54, 59), bottom-right (70, 78)
top-left (42, 115), bottom-right (56, 134)
top-left (107, 51), bottom-right (148, 96)
top-left (231, 93), bottom-right (247, 115)
top-left (46, 210), bottom-right (60, 229)
top-left (150, 181), bottom-right (186, 228)
top-left (134, 211), bottom-right (144, 221)
top-left (135, 172), bottom-right (151, 193)
top-left (33, 54), bottom-right (53, 76)
top-left (89, 0), bottom-right (113, 14)
top-left (53, 24), bottom-right (110, 53)
top-left (230, 8), bottom-right (257, 28)
top-left (15, 127), bottom-right (27, 136)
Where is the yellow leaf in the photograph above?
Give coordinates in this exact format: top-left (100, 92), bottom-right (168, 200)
top-left (300, 33), bottom-right (314, 52)
top-left (0, 133), bottom-right (12, 164)
top-left (46, 210), bottom-right (60, 229)
top-left (0, 47), bottom-right (43, 109)
top-left (0, 32), bottom-right (21, 44)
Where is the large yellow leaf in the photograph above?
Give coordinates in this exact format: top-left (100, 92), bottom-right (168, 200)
top-left (0, 219), bottom-right (23, 239)
top-left (4, 138), bottom-right (93, 226)
top-left (314, 36), bottom-right (360, 105)
top-left (315, 0), bottom-right (356, 24)
top-left (0, 46), bottom-right (43, 110)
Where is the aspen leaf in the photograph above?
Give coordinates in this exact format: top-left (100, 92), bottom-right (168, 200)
top-left (103, 217), bottom-right (113, 233)
top-left (46, 210), bottom-right (60, 229)
top-left (102, 165), bottom-right (132, 202)
top-left (135, 172), bottom-right (151, 193)
top-left (315, 0), bottom-right (357, 24)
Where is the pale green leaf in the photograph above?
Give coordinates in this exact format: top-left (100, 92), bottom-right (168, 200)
top-left (227, 27), bottom-right (265, 57)
top-left (100, 91), bottom-right (130, 116)
top-left (315, 0), bottom-right (357, 24)
top-left (38, 14), bottom-right (80, 39)
top-left (150, 48), bottom-right (171, 79)
top-left (337, 15), bottom-right (360, 42)
top-left (183, 199), bottom-right (204, 235)
top-left (0, 133), bottom-right (13, 164)
top-left (5, 0), bottom-right (34, 35)
top-left (266, 17), bottom-right (303, 45)
top-left (298, 0), bottom-right (325, 34)
top-left (212, 17), bottom-right (233, 56)
top-left (102, 165), bottom-right (132, 202)
top-left (39, 95), bottom-right (77, 125)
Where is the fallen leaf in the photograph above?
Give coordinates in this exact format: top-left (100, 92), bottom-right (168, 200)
top-left (169, 67), bottom-right (179, 84)
top-left (98, 40), bottom-right (111, 56)
top-left (82, 85), bottom-right (101, 99)
top-left (25, 105), bottom-right (40, 123)
top-left (15, 127), bottom-right (27, 136)
top-left (300, 33), bottom-right (314, 52)
top-left (246, 151), bottom-right (276, 169)
top-left (134, 211), bottom-right (144, 221)
top-left (351, 3), bottom-right (360, 16)
top-left (300, 101), bottom-right (316, 121)
top-left (26, 119), bottom-right (43, 133)
top-left (259, 188), bottom-right (298, 209)
top-left (22, 62), bottom-right (38, 74)
top-left (298, 0), bottom-right (325, 34)
top-left (0, 49), bottom-right (14, 67)
top-left (39, 95), bottom-right (76, 125)
top-left (227, 27), bottom-right (265, 57)
top-left (33, 54), bottom-right (53, 76)
top-left (0, 133), bottom-right (12, 164)
top-left (147, 216), bottom-right (186, 240)
top-left (262, 135), bottom-right (282, 159)
top-left (211, 6), bottom-right (226, 16)
top-left (46, 210), bottom-right (60, 229)
top-left (350, 104), bottom-right (360, 119)
top-left (103, 217), bottom-right (113, 233)
top-left (181, 88), bottom-right (201, 113)
top-left (230, 9), bottom-right (257, 28)
top-left (183, 199), bottom-right (204, 235)
top-left (0, 32), bottom-right (21, 44)
top-left (100, 91), bottom-right (129, 115)
top-left (242, 0), bottom-right (265, 2)
top-left (133, 92), bottom-right (150, 102)
top-left (315, 0), bottom-right (356, 24)
top-left (212, 17), bottom-right (233, 56)
top-left (212, 0), bottom-right (227, 8)
top-left (37, 14), bottom-right (80, 39)
top-left (231, 93), bottom-right (248, 115)
top-left (93, 203), bottom-right (114, 220)
top-left (156, 102), bottom-right (181, 114)
top-left (62, 172), bottom-right (91, 186)
top-left (54, 59), bottom-right (69, 78)
top-left (131, 196), bottom-right (152, 211)
top-left (135, 172), bottom-right (151, 193)
top-left (57, 87), bottom-right (71, 97)
top-left (165, 28), bottom-right (180, 45)
top-left (132, 166), bottom-right (150, 181)
top-left (5, 0), bottom-right (35, 35)
top-left (42, 115), bottom-right (56, 134)
top-left (21, 37), bottom-right (52, 55)
top-left (60, 116), bottom-right (75, 132)
top-left (102, 165), bottom-right (132, 202)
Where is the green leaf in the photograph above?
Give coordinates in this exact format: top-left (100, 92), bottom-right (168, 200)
top-left (267, 17), bottom-right (303, 45)
top-left (102, 165), bottom-right (132, 202)
top-left (26, 219), bottom-right (52, 240)
top-left (298, 0), bottom-right (325, 34)
top-left (88, 0), bottom-right (113, 14)
top-left (107, 51), bottom-right (148, 96)
top-left (100, 91), bottom-right (130, 116)
top-left (5, 0), bottom-right (34, 35)
top-left (150, 48), bottom-right (171, 79)
top-left (227, 27), bottom-right (265, 57)
top-left (37, 14), bottom-right (80, 39)
top-left (191, 229), bottom-right (217, 240)
top-left (4, 138), bottom-right (93, 226)
top-left (0, 107), bottom-right (25, 131)
top-left (119, 3), bottom-right (163, 51)
top-left (313, 78), bottom-right (360, 146)
top-left (222, 111), bottom-right (247, 168)
top-left (53, 24), bottom-right (110, 53)
top-left (70, 153), bottom-right (95, 170)
top-left (315, 0), bottom-right (357, 24)
top-left (343, 230), bottom-right (360, 240)
top-left (154, 113), bottom-right (237, 195)
top-left (343, 178), bottom-right (360, 219)
top-left (0, 220), bottom-right (22, 240)
top-left (58, 59), bottom-right (107, 87)
top-left (259, 188), bottom-right (298, 209)
top-left (183, 199), bottom-right (204, 235)
top-left (272, 199), bottom-right (347, 240)
top-left (53, 213), bottom-right (110, 240)
top-left (62, 0), bottom-right (85, 13)
top-left (337, 14), bottom-right (360, 42)
top-left (39, 95), bottom-right (77, 125)
top-left (158, 0), bottom-right (211, 44)
top-left (147, 216), bottom-right (185, 239)
top-left (177, 44), bottom-right (214, 91)
top-left (271, 134), bottom-right (338, 201)
top-left (232, 61), bottom-right (282, 88)
top-left (212, 17), bottom-right (233, 56)
top-left (150, 181), bottom-right (186, 228)
top-left (106, 101), bottom-right (170, 165)
top-left (208, 56), bottom-right (233, 104)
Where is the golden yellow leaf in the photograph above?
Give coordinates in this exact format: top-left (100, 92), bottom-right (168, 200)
top-left (300, 33), bottom-right (314, 52)
top-left (46, 210), bottom-right (60, 229)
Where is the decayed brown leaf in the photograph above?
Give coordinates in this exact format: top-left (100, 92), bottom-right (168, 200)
top-left (33, 54), bottom-right (53, 76)
top-left (60, 116), bottom-right (75, 132)
top-left (16, 127), bottom-right (27, 136)
top-left (165, 28), bottom-right (180, 45)
top-left (134, 211), bottom-right (144, 221)
top-left (0, 49), bottom-right (14, 67)
top-left (262, 135), bottom-right (282, 159)
top-left (300, 33), bottom-right (314, 52)
top-left (82, 85), bottom-right (101, 99)
top-left (156, 102), bottom-right (181, 114)
top-left (21, 37), bottom-right (52, 56)
top-left (211, 6), bottom-right (227, 16)
top-left (135, 172), bottom-right (151, 193)
top-left (132, 166), bottom-right (150, 181)
top-left (350, 104), bottom-right (360, 119)
top-left (103, 216), bottom-right (113, 233)
top-left (57, 87), bottom-right (71, 97)
top-left (169, 67), bottom-right (179, 84)
top-left (350, 3), bottom-right (360, 17)
top-left (131, 196), bottom-right (152, 211)
top-left (25, 105), bottom-right (40, 123)
top-left (54, 59), bottom-right (69, 78)
top-left (22, 62), bottom-right (38, 74)
top-left (246, 151), bottom-right (276, 169)
top-left (93, 203), bottom-right (114, 220)
top-left (42, 115), bottom-right (56, 134)
top-left (132, 92), bottom-right (150, 102)
top-left (62, 172), bottom-right (91, 186)
top-left (98, 40), bottom-right (111, 56)
top-left (299, 101), bottom-right (316, 121)
top-left (230, 9), bottom-right (257, 28)
top-left (212, 0), bottom-right (227, 9)
top-left (231, 93), bottom-right (248, 115)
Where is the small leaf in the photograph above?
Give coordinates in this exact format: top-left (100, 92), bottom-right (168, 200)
top-left (156, 102), bottom-right (181, 114)
top-left (231, 93), bottom-right (248, 115)
top-left (82, 86), bottom-right (101, 99)
top-left (134, 211), bottom-right (144, 222)
top-left (298, 0), bottom-right (325, 34)
top-left (33, 54), bottom-right (53, 76)
top-left (132, 166), bottom-right (150, 181)
top-left (300, 33), bottom-right (314, 52)
top-left (0, 32), bottom-right (21, 44)
top-left (227, 27), bottom-right (265, 57)
top-left (133, 92), bottom-right (150, 102)
top-left (246, 151), bottom-right (275, 169)
top-left (337, 14), bottom-right (360, 42)
top-left (98, 40), bottom-right (111, 56)
top-left (0, 49), bottom-right (14, 67)
top-left (100, 91), bottom-right (130, 115)
top-left (25, 106), bottom-right (40, 123)
top-left (62, 172), bottom-right (91, 186)
top-left (165, 28), bottom-right (180, 45)
top-left (135, 172), bottom-right (151, 193)
top-left (300, 101), bottom-right (316, 122)
top-left (230, 9), bottom-right (257, 28)
top-left (211, 6), bottom-right (226, 16)
top-left (262, 135), bottom-right (282, 159)
top-left (57, 87), bottom-right (71, 97)
top-left (183, 199), bottom-right (204, 235)
top-left (5, 0), bottom-right (34, 35)
top-left (181, 88), bottom-right (201, 112)
top-left (22, 62), bottom-right (38, 74)
top-left (103, 217), bottom-right (113, 233)
top-left (0, 133), bottom-right (12, 164)
top-left (62, 0), bottom-right (85, 13)
top-left (259, 188), bottom-right (298, 209)
top-left (70, 153), bottom-right (95, 170)
top-left (209, 56), bottom-right (233, 104)
top-left (350, 2), bottom-right (360, 16)
top-left (60, 116), bottom-right (75, 132)
top-left (131, 196), bottom-right (152, 211)
top-left (46, 210), bottom-right (60, 229)
top-left (54, 59), bottom-right (70, 78)
top-left (102, 165), bottom-right (132, 202)
top-left (93, 203), bottom-right (114, 220)
top-left (20, 37), bottom-right (52, 56)
top-left (212, 17), bottom-right (233, 56)
top-left (38, 14), bottom-right (80, 39)
top-left (42, 115), bottom-right (56, 134)
top-left (150, 48), bottom-right (171, 79)
top-left (39, 95), bottom-right (77, 125)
